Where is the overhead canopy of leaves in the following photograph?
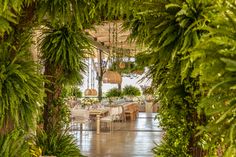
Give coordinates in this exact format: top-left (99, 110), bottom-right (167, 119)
top-left (0, 0), bottom-right (34, 36)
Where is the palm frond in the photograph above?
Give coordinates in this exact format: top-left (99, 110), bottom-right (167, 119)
top-left (0, 0), bottom-right (34, 36)
top-left (40, 23), bottom-right (90, 84)
top-left (0, 129), bottom-right (31, 157)
top-left (33, 128), bottom-right (84, 157)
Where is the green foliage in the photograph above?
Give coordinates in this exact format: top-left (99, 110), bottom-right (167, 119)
top-left (109, 61), bottom-right (144, 75)
top-left (34, 128), bottom-right (84, 157)
top-left (37, 0), bottom-right (95, 29)
top-left (0, 129), bottom-right (31, 157)
top-left (192, 1), bottom-right (236, 155)
top-left (106, 87), bottom-right (122, 98)
top-left (142, 86), bottom-right (154, 95)
top-left (123, 0), bottom-right (215, 156)
top-left (36, 0), bottom-right (133, 29)
top-left (0, 0), bottom-right (34, 36)
top-left (0, 39), bottom-right (45, 130)
top-left (135, 52), bottom-right (153, 68)
top-left (40, 23), bottom-right (89, 85)
top-left (122, 85), bottom-right (141, 97)
top-left (56, 98), bottom-right (71, 128)
top-left (61, 85), bottom-right (82, 98)
top-left (92, 0), bottom-right (135, 21)
top-left (153, 96), bottom-right (191, 157)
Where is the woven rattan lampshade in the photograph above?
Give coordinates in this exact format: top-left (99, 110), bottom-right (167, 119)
top-left (84, 88), bottom-right (98, 96)
top-left (84, 89), bottom-right (92, 96)
top-left (90, 88), bottom-right (98, 96)
top-left (119, 62), bottom-right (125, 69)
top-left (103, 71), bottom-right (122, 84)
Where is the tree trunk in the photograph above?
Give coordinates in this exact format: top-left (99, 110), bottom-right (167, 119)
top-left (98, 49), bottom-right (103, 102)
top-left (43, 63), bottom-right (63, 132)
top-left (118, 83), bottom-right (121, 91)
top-left (43, 63), bottom-right (54, 132)
top-left (0, 118), bottom-right (14, 135)
top-left (188, 110), bottom-right (208, 157)
top-left (98, 75), bottom-right (103, 102)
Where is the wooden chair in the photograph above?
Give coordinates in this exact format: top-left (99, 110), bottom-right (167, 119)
top-left (124, 104), bottom-right (136, 121)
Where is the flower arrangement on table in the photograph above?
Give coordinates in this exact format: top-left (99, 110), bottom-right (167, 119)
top-left (80, 98), bottom-right (99, 109)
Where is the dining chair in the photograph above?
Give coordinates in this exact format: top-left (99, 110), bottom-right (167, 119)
top-left (70, 108), bottom-right (90, 133)
top-left (100, 107), bottom-right (119, 132)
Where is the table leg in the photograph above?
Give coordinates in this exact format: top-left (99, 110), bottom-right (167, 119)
top-left (96, 114), bottom-right (100, 134)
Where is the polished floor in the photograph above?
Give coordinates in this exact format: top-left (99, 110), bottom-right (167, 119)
top-left (72, 113), bottom-right (163, 157)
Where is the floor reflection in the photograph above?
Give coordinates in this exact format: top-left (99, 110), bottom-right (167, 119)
top-left (72, 112), bottom-right (163, 157)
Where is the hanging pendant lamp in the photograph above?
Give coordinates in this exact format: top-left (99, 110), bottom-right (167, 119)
top-left (84, 88), bottom-right (92, 96)
top-left (90, 89), bottom-right (98, 96)
top-left (84, 58), bottom-right (98, 96)
top-left (119, 62), bottom-right (125, 69)
top-left (102, 22), bottom-right (122, 84)
top-left (103, 70), bottom-right (122, 84)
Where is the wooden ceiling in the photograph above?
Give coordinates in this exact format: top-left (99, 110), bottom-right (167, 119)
top-left (85, 21), bottom-right (140, 57)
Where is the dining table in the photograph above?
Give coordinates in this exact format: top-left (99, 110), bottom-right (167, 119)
top-left (89, 108), bottom-right (109, 134)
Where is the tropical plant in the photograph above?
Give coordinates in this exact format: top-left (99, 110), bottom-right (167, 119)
top-left (40, 22), bottom-right (90, 132)
top-left (0, 129), bottom-right (31, 157)
top-left (190, 1), bottom-right (236, 155)
top-left (0, 0), bottom-right (131, 156)
top-left (106, 87), bottom-right (123, 98)
top-left (123, 0), bottom-right (216, 156)
top-left (33, 128), bottom-right (84, 157)
top-left (61, 85), bottom-right (83, 99)
top-left (122, 85), bottom-right (141, 97)
top-left (0, 0), bottom-right (35, 36)
top-left (0, 34), bottom-right (45, 133)
top-left (142, 86), bottom-right (154, 95)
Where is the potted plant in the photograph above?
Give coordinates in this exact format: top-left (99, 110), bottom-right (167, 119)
top-left (122, 85), bottom-right (141, 101)
top-left (61, 86), bottom-right (82, 100)
top-left (106, 88), bottom-right (123, 98)
top-left (105, 88), bottom-right (123, 104)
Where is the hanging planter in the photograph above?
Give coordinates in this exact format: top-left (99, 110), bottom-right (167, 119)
top-left (103, 70), bottom-right (122, 84)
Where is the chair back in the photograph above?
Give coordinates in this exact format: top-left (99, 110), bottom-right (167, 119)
top-left (70, 109), bottom-right (89, 119)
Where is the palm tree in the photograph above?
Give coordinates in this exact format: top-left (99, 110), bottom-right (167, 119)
top-left (0, 0), bottom-right (97, 156)
top-left (40, 22), bottom-right (90, 132)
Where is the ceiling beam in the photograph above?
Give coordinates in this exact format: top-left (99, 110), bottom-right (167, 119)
top-left (85, 34), bottom-right (110, 54)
